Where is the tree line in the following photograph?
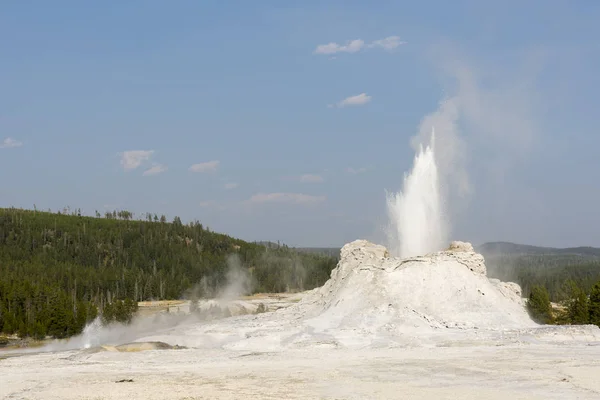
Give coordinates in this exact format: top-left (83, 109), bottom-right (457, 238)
top-left (482, 250), bottom-right (600, 327)
top-left (527, 280), bottom-right (600, 326)
top-left (0, 207), bottom-right (338, 339)
top-left (484, 253), bottom-right (600, 302)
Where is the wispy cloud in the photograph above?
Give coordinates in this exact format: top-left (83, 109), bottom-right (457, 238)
top-left (314, 36), bottom-right (405, 55)
top-left (314, 39), bottom-right (365, 55)
top-left (189, 160), bottom-right (220, 173)
top-left (143, 164), bottom-right (168, 176)
top-left (120, 150), bottom-right (154, 170)
top-left (0, 137), bottom-right (23, 149)
top-left (247, 192), bottom-right (326, 205)
top-left (300, 174), bottom-right (324, 183)
top-left (368, 36), bottom-right (406, 51)
top-left (224, 182), bottom-right (239, 189)
top-left (331, 93), bottom-right (372, 108)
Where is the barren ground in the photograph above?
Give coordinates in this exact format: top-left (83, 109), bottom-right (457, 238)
top-left (2, 243), bottom-right (600, 399)
top-left (1, 334), bottom-right (599, 399)
top-left (2, 293), bottom-right (599, 400)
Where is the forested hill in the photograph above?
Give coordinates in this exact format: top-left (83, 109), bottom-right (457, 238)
top-left (259, 242), bottom-right (340, 258)
top-left (298, 242), bottom-right (600, 259)
top-left (477, 242), bottom-right (600, 258)
top-left (477, 242), bottom-right (600, 302)
top-left (294, 247), bottom-right (341, 258)
top-left (0, 207), bottom-right (337, 339)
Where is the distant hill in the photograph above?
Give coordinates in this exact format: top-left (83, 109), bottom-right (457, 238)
top-left (294, 247), bottom-right (341, 258)
top-left (278, 241), bottom-right (600, 261)
top-left (280, 241), bottom-right (600, 260)
top-left (255, 242), bottom-right (341, 258)
top-left (254, 240), bottom-right (282, 249)
top-left (476, 242), bottom-right (600, 301)
top-left (477, 242), bottom-right (600, 258)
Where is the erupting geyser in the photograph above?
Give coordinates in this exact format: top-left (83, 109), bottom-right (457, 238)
top-left (386, 127), bottom-right (447, 258)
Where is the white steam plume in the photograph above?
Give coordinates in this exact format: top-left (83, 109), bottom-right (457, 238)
top-left (386, 48), bottom-right (540, 256)
top-left (21, 254), bottom-right (255, 354)
top-left (216, 254), bottom-right (253, 302)
top-left (386, 129), bottom-right (447, 258)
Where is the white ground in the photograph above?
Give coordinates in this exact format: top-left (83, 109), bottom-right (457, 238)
top-left (2, 240), bottom-right (600, 399)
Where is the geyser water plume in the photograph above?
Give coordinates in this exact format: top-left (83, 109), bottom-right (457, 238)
top-left (386, 128), bottom-right (447, 258)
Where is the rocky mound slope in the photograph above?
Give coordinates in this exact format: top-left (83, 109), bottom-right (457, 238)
top-left (296, 240), bottom-right (537, 336)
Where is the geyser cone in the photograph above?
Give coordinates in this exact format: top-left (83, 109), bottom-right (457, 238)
top-left (386, 128), bottom-right (447, 258)
top-left (299, 240), bottom-right (537, 340)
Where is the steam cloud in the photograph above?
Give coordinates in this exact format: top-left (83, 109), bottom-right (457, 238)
top-left (404, 49), bottom-right (540, 244)
top-left (20, 253), bottom-right (256, 354)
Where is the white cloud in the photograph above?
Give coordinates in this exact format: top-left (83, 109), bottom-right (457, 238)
top-left (335, 93), bottom-right (372, 108)
top-left (314, 36), bottom-right (405, 55)
top-left (314, 39), bottom-right (364, 55)
top-left (247, 192), bottom-right (326, 205)
top-left (300, 174), bottom-right (324, 183)
top-left (120, 150), bottom-right (154, 170)
top-left (368, 36), bottom-right (406, 51)
top-left (224, 182), bottom-right (239, 189)
top-left (189, 160), bottom-right (220, 173)
top-left (143, 164), bottom-right (168, 176)
top-left (0, 137), bottom-right (23, 149)
top-left (347, 166), bottom-right (368, 174)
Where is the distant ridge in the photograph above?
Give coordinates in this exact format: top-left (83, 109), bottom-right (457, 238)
top-left (255, 241), bottom-right (340, 258)
top-left (288, 241), bottom-right (600, 260)
top-left (294, 247), bottom-right (340, 258)
top-left (477, 242), bottom-right (600, 258)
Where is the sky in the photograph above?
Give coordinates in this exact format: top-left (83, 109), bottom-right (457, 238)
top-left (1, 1), bottom-right (599, 248)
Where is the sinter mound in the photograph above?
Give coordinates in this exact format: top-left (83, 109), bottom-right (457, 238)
top-left (297, 240), bottom-right (537, 336)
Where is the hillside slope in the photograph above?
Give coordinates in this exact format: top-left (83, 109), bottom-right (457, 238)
top-left (477, 242), bottom-right (600, 258)
top-left (0, 207), bottom-right (337, 339)
top-left (477, 242), bottom-right (600, 300)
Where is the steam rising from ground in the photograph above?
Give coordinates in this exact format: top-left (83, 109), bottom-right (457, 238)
top-left (26, 254), bottom-right (255, 353)
top-left (217, 254), bottom-right (253, 301)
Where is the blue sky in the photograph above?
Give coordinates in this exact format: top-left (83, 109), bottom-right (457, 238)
top-left (1, 1), bottom-right (599, 248)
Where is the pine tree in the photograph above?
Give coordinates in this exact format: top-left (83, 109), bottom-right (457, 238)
top-left (589, 282), bottom-right (600, 327)
top-left (123, 298), bottom-right (138, 323)
top-left (33, 322), bottom-right (46, 340)
top-left (566, 281), bottom-right (589, 324)
top-left (18, 321), bottom-right (27, 338)
top-left (101, 302), bottom-right (115, 325)
top-left (527, 285), bottom-right (553, 324)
